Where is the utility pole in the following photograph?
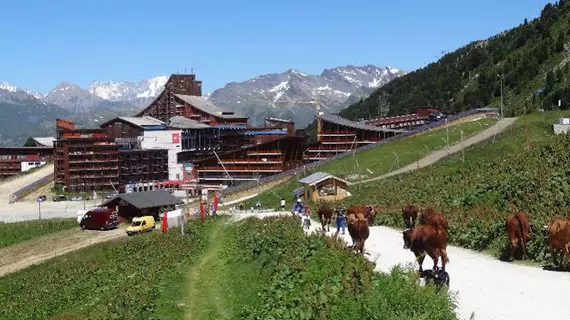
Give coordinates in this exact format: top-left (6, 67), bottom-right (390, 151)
top-left (38, 199), bottom-right (42, 220)
top-left (445, 118), bottom-right (450, 155)
top-left (498, 74), bottom-right (504, 119)
top-left (524, 104), bottom-right (531, 151)
top-left (460, 130), bottom-right (465, 162)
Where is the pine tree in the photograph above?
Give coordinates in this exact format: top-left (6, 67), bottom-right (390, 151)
top-left (556, 31), bottom-right (566, 52)
top-left (556, 68), bottom-right (564, 82)
top-left (546, 70), bottom-right (556, 94)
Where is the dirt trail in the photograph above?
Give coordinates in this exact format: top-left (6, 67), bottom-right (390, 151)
top-left (186, 223), bottom-right (230, 320)
top-left (355, 117), bottom-right (517, 184)
top-left (353, 118), bottom-right (517, 184)
top-left (234, 211), bottom-right (570, 320)
top-left (0, 227), bottom-right (125, 277)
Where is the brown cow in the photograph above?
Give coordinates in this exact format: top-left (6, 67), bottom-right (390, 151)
top-left (546, 218), bottom-right (570, 269)
top-left (402, 224), bottom-right (449, 272)
top-left (419, 207), bottom-right (449, 231)
top-left (348, 205), bottom-right (376, 225)
top-left (350, 219), bottom-right (370, 254)
top-left (505, 212), bottom-right (531, 261)
top-left (317, 205), bottom-right (334, 232)
top-left (402, 205), bottom-right (419, 229)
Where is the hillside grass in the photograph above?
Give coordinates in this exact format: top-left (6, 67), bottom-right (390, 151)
top-left (242, 117), bottom-right (497, 210)
top-left (0, 218), bottom-right (77, 249)
top-left (0, 220), bottom-right (214, 320)
top-left (193, 216), bottom-right (457, 319)
top-left (0, 215), bottom-right (457, 319)
top-left (345, 110), bottom-right (570, 265)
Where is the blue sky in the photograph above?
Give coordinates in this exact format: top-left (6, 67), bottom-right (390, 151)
top-left (0, 0), bottom-right (553, 94)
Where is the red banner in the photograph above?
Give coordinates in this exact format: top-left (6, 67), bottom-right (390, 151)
top-left (162, 211), bottom-right (168, 233)
top-left (172, 132), bottom-right (180, 144)
top-left (213, 193), bottom-right (219, 212)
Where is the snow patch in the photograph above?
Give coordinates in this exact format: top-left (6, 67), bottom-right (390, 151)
top-left (0, 82), bottom-right (17, 92)
top-left (268, 81), bottom-right (289, 93)
top-left (368, 78), bottom-right (382, 87)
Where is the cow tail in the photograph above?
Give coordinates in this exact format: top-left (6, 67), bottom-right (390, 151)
top-left (514, 214), bottom-right (525, 241)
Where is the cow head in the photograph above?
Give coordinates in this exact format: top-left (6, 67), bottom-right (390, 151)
top-left (365, 205), bottom-right (376, 224)
top-left (346, 213), bottom-right (358, 225)
top-left (402, 228), bottom-right (412, 249)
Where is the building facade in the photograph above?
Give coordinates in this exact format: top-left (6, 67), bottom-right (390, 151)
top-left (305, 113), bottom-right (404, 162)
top-left (54, 119), bottom-right (120, 192)
top-left (0, 146), bottom-right (53, 178)
top-left (193, 136), bottom-right (305, 185)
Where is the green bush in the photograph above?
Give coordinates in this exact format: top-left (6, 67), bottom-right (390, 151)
top-left (0, 218), bottom-right (77, 249)
top-left (221, 216), bottom-right (456, 319)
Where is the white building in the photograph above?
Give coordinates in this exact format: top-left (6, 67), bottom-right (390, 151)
top-left (140, 130), bottom-right (183, 180)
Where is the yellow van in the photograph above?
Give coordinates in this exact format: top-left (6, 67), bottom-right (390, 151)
top-left (126, 216), bottom-right (155, 236)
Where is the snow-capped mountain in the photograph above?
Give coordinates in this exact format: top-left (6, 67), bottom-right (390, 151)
top-left (88, 76), bottom-right (168, 102)
top-left (209, 65), bottom-right (405, 128)
top-left (42, 76), bottom-right (168, 112)
top-left (0, 82), bottom-right (43, 100)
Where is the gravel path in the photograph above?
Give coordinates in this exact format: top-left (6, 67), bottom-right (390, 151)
top-left (356, 117), bottom-right (518, 185)
top-left (235, 211), bottom-right (570, 320)
top-left (0, 227), bottom-right (125, 277)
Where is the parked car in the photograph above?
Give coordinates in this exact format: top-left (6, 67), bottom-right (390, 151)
top-left (105, 193), bottom-right (118, 199)
top-left (79, 208), bottom-right (119, 231)
top-left (71, 195), bottom-right (84, 201)
top-left (37, 195), bottom-right (47, 202)
top-left (126, 216), bottom-right (155, 236)
top-left (52, 195), bottom-right (67, 202)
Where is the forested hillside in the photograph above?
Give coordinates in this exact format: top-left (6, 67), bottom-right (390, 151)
top-left (340, 1), bottom-right (570, 120)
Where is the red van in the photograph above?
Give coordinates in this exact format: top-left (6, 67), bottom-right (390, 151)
top-left (80, 208), bottom-right (119, 231)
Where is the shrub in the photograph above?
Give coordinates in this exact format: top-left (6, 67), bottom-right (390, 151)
top-left (222, 216), bottom-right (456, 319)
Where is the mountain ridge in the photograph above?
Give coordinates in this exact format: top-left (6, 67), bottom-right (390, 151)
top-left (209, 65), bottom-right (406, 127)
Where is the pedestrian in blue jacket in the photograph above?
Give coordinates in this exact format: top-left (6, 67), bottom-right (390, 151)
top-left (335, 207), bottom-right (347, 236)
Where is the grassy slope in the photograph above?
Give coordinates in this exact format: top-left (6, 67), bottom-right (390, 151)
top-left (0, 216), bottom-right (457, 319)
top-left (242, 117), bottom-right (496, 210)
top-left (349, 110), bottom-right (570, 263)
top-left (0, 221), bottom-right (213, 320)
top-left (0, 218), bottom-right (77, 249)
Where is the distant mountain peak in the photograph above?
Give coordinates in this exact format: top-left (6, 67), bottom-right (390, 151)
top-left (209, 65), bottom-right (405, 128)
top-left (0, 82), bottom-right (17, 93)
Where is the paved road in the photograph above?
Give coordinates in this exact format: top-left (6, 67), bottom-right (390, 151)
top-left (237, 211), bottom-right (570, 320)
top-left (0, 200), bottom-right (94, 223)
top-left (355, 117), bottom-right (518, 185)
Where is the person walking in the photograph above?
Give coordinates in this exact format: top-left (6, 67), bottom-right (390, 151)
top-left (292, 199), bottom-right (304, 218)
top-left (302, 205), bottom-right (312, 231)
top-left (335, 207), bottom-right (347, 237)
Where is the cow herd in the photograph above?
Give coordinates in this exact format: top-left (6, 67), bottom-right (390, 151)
top-left (317, 203), bottom-right (570, 272)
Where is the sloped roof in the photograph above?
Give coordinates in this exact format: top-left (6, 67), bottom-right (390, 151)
top-left (319, 113), bottom-right (406, 134)
top-left (99, 116), bottom-right (167, 129)
top-left (298, 171), bottom-right (350, 186)
top-left (32, 137), bottom-right (56, 147)
top-left (175, 94), bottom-right (247, 119)
top-left (168, 116), bottom-right (212, 129)
top-left (101, 191), bottom-right (183, 209)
